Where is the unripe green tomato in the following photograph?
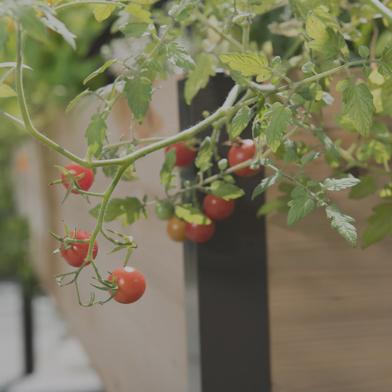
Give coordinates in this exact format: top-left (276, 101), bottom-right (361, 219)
top-left (155, 201), bottom-right (175, 220)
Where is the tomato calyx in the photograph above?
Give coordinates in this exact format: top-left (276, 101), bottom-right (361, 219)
top-left (55, 228), bottom-right (98, 268)
top-left (53, 164), bottom-right (95, 196)
top-left (108, 266), bottom-right (147, 304)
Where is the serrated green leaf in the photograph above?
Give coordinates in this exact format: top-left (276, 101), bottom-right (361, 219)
top-left (93, 4), bottom-right (117, 22)
top-left (90, 197), bottom-right (146, 225)
top-left (265, 102), bottom-right (292, 152)
top-left (166, 41), bottom-right (195, 71)
top-left (125, 3), bottom-right (152, 23)
top-left (195, 137), bottom-right (213, 172)
top-left (287, 186), bottom-right (316, 226)
top-left (84, 59), bottom-right (117, 85)
top-left (378, 44), bottom-right (392, 78)
top-left (305, 7), bottom-right (347, 60)
top-left (325, 204), bottom-right (357, 246)
top-left (220, 52), bottom-right (271, 82)
top-left (210, 180), bottom-right (245, 200)
top-left (124, 76), bottom-right (152, 123)
top-left (362, 203), bottom-right (392, 248)
top-left (252, 172), bottom-right (280, 199)
top-left (341, 82), bottom-right (374, 136)
top-left (229, 106), bottom-right (252, 140)
top-left (323, 175), bottom-right (360, 191)
top-left (85, 113), bottom-right (107, 158)
top-left (160, 149), bottom-right (176, 191)
top-left (175, 204), bottom-right (211, 224)
top-left (184, 53), bottom-right (215, 104)
top-left (0, 84), bottom-right (16, 98)
top-left (41, 9), bottom-right (76, 49)
top-left (349, 176), bottom-right (377, 199)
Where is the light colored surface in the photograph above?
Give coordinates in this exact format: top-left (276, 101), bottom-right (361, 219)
top-left (0, 282), bottom-right (102, 392)
top-left (0, 282), bottom-right (23, 385)
top-left (268, 118), bottom-right (392, 391)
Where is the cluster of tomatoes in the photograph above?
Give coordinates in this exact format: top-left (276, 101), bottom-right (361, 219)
top-left (58, 165), bottom-right (146, 305)
top-left (161, 139), bottom-right (258, 243)
top-left (55, 138), bottom-right (257, 304)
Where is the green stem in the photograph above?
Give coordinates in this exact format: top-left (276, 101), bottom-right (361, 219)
top-left (55, 0), bottom-right (122, 12)
top-left (85, 165), bottom-right (129, 281)
top-left (367, 0), bottom-right (392, 21)
top-left (242, 24), bottom-right (250, 51)
top-left (15, 26), bottom-right (90, 167)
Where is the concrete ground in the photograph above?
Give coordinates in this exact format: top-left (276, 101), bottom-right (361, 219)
top-left (0, 282), bottom-right (104, 392)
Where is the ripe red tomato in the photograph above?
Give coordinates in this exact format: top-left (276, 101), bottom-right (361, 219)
top-left (60, 230), bottom-right (98, 268)
top-left (203, 194), bottom-right (235, 221)
top-left (61, 164), bottom-right (94, 194)
top-left (228, 139), bottom-right (259, 177)
top-left (109, 267), bottom-right (146, 304)
top-left (165, 142), bottom-right (197, 167)
top-left (167, 217), bottom-right (186, 242)
top-left (185, 222), bottom-right (216, 243)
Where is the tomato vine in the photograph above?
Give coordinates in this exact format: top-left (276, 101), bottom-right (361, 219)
top-left (0, 0), bottom-right (392, 306)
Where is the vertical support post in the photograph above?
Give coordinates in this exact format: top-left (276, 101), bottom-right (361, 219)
top-left (178, 74), bottom-right (271, 392)
top-left (21, 282), bottom-right (34, 375)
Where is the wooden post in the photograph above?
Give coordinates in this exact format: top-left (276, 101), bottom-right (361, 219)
top-left (178, 74), bottom-right (271, 392)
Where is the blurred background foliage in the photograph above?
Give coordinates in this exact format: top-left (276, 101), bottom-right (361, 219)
top-left (0, 7), bottom-right (108, 280)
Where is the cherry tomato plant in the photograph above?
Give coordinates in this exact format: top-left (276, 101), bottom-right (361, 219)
top-left (1, 0), bottom-right (392, 306)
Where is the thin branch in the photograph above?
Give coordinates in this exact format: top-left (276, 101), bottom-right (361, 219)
top-left (367, 0), bottom-right (392, 21)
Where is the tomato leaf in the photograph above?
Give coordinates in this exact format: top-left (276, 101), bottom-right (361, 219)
top-left (195, 137), bottom-right (213, 172)
top-left (287, 186), bottom-right (316, 226)
top-left (378, 44), bottom-right (392, 78)
top-left (40, 8), bottom-right (76, 49)
top-left (90, 197), bottom-right (146, 225)
top-left (175, 204), bottom-right (211, 224)
top-left (184, 53), bottom-right (215, 104)
top-left (252, 172), bottom-right (280, 199)
top-left (325, 204), bottom-right (357, 246)
top-left (125, 4), bottom-right (153, 24)
top-left (349, 176), bottom-right (377, 199)
top-left (323, 175), bottom-right (360, 191)
top-left (85, 113), bottom-right (107, 158)
top-left (166, 41), bottom-right (195, 71)
top-left (362, 203), bottom-right (392, 248)
top-left (229, 106), bottom-right (252, 140)
top-left (124, 76), bottom-right (152, 123)
top-left (84, 59), bottom-right (117, 85)
top-left (265, 102), bottom-right (292, 152)
top-left (210, 180), bottom-right (245, 200)
top-left (220, 52), bottom-right (271, 82)
top-left (340, 81), bottom-right (374, 136)
top-left (160, 149), bottom-right (176, 191)
top-left (93, 4), bottom-right (117, 22)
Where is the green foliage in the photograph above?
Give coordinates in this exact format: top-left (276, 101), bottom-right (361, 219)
top-left (209, 180), bottom-right (245, 200)
top-left (3, 0), bottom-right (392, 306)
top-left (175, 204), bottom-right (211, 224)
top-left (229, 106), bottom-right (252, 140)
top-left (195, 137), bottom-right (213, 172)
top-left (90, 197), bottom-right (146, 225)
top-left (220, 52), bottom-right (271, 82)
top-left (185, 53), bottom-right (215, 104)
top-left (125, 76), bottom-right (153, 123)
